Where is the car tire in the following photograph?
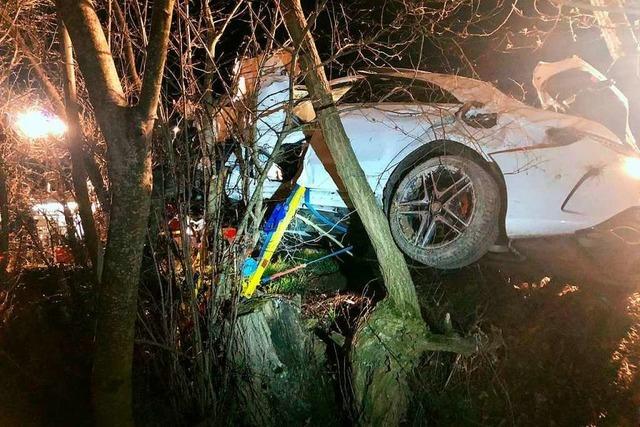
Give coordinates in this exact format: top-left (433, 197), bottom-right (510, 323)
top-left (388, 155), bottom-right (500, 269)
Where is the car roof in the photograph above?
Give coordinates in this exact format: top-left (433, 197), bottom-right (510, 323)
top-left (338, 67), bottom-right (526, 109)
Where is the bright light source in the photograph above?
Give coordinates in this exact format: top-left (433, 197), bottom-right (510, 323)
top-left (15, 110), bottom-right (66, 139)
top-left (623, 157), bottom-right (640, 180)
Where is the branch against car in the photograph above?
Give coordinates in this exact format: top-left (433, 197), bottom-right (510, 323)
top-left (280, 2), bottom-right (477, 424)
top-left (280, 0), bottom-right (421, 318)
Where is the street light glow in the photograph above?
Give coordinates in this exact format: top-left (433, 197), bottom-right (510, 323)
top-left (15, 110), bottom-right (66, 139)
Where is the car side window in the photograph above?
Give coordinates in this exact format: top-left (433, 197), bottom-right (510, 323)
top-left (338, 76), bottom-right (459, 104)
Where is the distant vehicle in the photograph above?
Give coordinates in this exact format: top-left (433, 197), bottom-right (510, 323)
top-left (222, 54), bottom-right (640, 269)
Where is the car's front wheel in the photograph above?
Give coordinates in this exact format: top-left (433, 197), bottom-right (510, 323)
top-left (388, 155), bottom-right (500, 269)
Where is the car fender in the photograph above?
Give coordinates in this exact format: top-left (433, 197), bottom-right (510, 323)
top-left (372, 115), bottom-right (502, 199)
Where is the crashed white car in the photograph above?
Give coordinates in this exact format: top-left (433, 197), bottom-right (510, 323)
top-left (226, 56), bottom-right (640, 269)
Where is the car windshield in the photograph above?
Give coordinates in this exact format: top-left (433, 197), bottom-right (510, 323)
top-left (541, 68), bottom-right (628, 141)
top-left (337, 76), bottom-right (460, 105)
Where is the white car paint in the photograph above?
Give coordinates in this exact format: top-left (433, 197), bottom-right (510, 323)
top-left (238, 60), bottom-right (640, 240)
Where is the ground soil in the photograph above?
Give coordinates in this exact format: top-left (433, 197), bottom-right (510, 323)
top-left (1, 236), bottom-right (639, 426)
top-left (0, 268), bottom-right (94, 427)
top-left (411, 236), bottom-right (640, 426)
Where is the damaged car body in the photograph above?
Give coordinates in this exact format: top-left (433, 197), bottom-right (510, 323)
top-left (220, 53), bottom-right (640, 269)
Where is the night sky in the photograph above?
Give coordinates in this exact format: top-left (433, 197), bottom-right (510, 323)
top-left (208, 0), bottom-right (618, 107)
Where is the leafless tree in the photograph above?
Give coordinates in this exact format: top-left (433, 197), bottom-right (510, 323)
top-left (53, 0), bottom-right (175, 424)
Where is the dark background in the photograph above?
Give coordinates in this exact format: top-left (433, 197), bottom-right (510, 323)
top-left (213, 0), bottom-right (619, 106)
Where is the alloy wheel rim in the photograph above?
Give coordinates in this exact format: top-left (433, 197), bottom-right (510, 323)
top-left (394, 163), bottom-right (476, 249)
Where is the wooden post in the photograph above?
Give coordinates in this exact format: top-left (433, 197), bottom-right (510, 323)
top-left (589, 0), bottom-right (637, 61)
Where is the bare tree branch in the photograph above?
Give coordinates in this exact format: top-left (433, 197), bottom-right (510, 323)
top-left (138, 0), bottom-right (175, 120)
top-left (112, 0), bottom-right (142, 90)
top-left (54, 0), bottom-right (127, 109)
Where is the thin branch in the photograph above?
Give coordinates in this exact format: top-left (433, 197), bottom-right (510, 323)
top-left (137, 0), bottom-right (176, 120)
top-left (0, 10), bottom-right (65, 114)
top-left (55, 0), bottom-right (127, 109)
top-left (112, 0), bottom-right (142, 90)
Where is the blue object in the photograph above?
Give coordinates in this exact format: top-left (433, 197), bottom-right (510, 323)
top-left (304, 189), bottom-right (348, 234)
top-left (242, 257), bottom-right (259, 278)
top-left (264, 202), bottom-right (287, 233)
top-left (243, 186), bottom-right (348, 283)
top-left (245, 185), bottom-right (303, 279)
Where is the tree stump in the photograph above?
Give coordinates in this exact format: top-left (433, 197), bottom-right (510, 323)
top-left (232, 297), bottom-right (338, 426)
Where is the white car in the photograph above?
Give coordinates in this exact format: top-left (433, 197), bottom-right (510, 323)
top-left (225, 56), bottom-right (640, 269)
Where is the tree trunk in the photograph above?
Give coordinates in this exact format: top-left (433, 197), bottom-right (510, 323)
top-left (83, 150), bottom-right (110, 214)
top-left (280, 3), bottom-right (478, 424)
top-left (60, 24), bottom-right (100, 269)
top-left (55, 0), bottom-right (175, 425)
top-left (280, 1), bottom-right (425, 424)
top-left (280, 0), bottom-right (420, 317)
top-left (93, 110), bottom-right (153, 426)
top-left (7, 10), bottom-right (105, 267)
top-left (62, 200), bottom-right (85, 264)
